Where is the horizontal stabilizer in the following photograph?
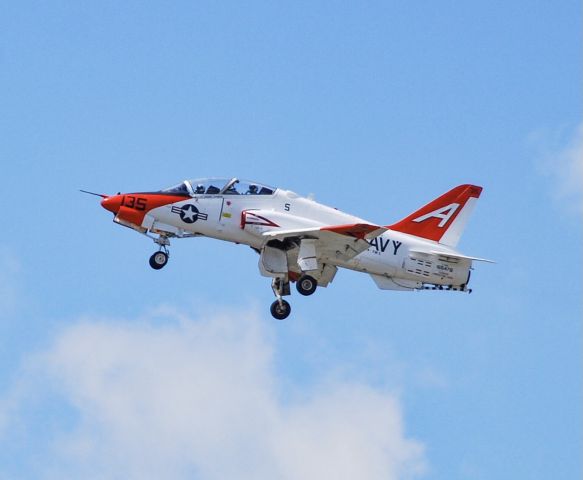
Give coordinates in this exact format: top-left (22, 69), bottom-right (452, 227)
top-left (409, 248), bottom-right (495, 263)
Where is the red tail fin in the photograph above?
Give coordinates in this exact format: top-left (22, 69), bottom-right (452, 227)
top-left (388, 184), bottom-right (482, 247)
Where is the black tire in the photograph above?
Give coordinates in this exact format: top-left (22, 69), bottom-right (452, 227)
top-left (149, 251), bottom-right (168, 270)
top-left (296, 274), bottom-right (317, 296)
top-left (270, 299), bottom-right (291, 320)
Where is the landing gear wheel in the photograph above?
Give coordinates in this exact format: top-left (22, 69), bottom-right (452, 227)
top-left (149, 251), bottom-right (168, 270)
top-left (296, 275), bottom-right (317, 296)
top-left (270, 299), bottom-right (291, 320)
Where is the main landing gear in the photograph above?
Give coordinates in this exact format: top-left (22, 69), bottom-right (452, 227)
top-left (296, 274), bottom-right (317, 296)
top-left (270, 299), bottom-right (291, 320)
top-left (270, 278), bottom-right (291, 320)
top-left (268, 274), bottom-right (318, 320)
top-left (149, 236), bottom-right (170, 270)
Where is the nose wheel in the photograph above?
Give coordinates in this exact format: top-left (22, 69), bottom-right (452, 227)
top-left (149, 236), bottom-right (170, 270)
top-left (149, 250), bottom-right (169, 270)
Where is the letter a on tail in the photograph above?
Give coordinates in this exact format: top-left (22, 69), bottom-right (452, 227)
top-left (388, 184), bottom-right (482, 247)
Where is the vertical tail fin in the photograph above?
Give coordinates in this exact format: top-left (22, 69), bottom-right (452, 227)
top-left (388, 184), bottom-right (482, 247)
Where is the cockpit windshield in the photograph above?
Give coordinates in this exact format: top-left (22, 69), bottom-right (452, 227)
top-left (161, 182), bottom-right (190, 195)
top-left (161, 178), bottom-right (276, 196)
top-left (185, 178), bottom-right (276, 196)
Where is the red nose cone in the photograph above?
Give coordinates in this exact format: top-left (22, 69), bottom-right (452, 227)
top-left (101, 195), bottom-right (122, 214)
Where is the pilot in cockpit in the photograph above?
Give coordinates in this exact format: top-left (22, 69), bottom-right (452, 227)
top-left (195, 184), bottom-right (205, 194)
top-left (247, 184), bottom-right (258, 195)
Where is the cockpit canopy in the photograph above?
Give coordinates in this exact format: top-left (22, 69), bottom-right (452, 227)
top-left (162, 177), bottom-right (276, 196)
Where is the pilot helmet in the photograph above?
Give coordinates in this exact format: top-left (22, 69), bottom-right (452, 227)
top-left (196, 184), bottom-right (205, 193)
top-left (249, 184), bottom-right (258, 193)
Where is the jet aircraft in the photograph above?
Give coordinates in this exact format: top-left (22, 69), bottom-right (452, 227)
top-left (84, 178), bottom-right (492, 319)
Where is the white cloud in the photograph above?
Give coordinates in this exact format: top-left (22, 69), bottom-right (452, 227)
top-left (1, 309), bottom-right (425, 480)
top-left (534, 122), bottom-right (583, 214)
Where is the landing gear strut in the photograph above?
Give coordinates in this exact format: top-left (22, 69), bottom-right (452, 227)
top-left (149, 236), bottom-right (170, 270)
top-left (270, 277), bottom-right (291, 320)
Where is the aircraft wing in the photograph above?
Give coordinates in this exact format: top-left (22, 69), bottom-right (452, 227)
top-left (263, 223), bottom-right (386, 262)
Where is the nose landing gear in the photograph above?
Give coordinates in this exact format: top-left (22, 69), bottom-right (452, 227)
top-left (149, 250), bottom-right (169, 269)
top-left (149, 236), bottom-right (170, 270)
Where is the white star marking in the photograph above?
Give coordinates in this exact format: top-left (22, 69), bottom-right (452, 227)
top-left (181, 206), bottom-right (198, 221)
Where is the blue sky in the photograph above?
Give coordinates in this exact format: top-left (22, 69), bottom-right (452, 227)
top-left (0, 1), bottom-right (581, 479)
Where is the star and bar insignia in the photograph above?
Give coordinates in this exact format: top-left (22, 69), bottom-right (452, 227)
top-left (171, 204), bottom-right (208, 224)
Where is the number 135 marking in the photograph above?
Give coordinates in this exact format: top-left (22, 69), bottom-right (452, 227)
top-left (122, 195), bottom-right (147, 211)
